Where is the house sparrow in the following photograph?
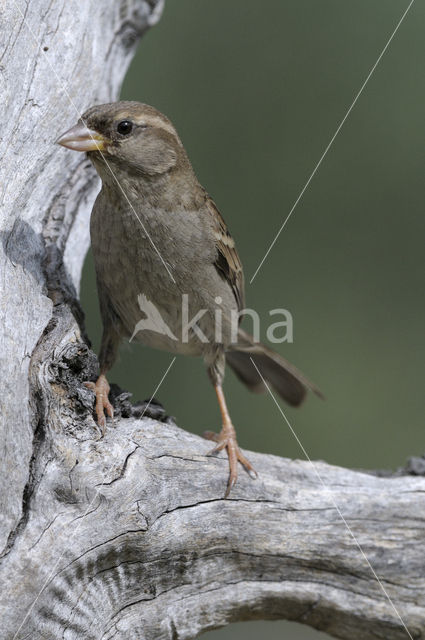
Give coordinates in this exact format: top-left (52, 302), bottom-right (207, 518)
top-left (57, 101), bottom-right (321, 497)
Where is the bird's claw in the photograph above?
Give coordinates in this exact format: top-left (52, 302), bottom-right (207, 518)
top-left (203, 427), bottom-right (257, 498)
top-left (84, 374), bottom-right (113, 435)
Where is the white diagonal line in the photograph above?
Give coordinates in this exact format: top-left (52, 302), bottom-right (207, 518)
top-left (135, 356), bottom-right (176, 423)
top-left (12, 356), bottom-right (176, 639)
top-left (250, 0), bottom-right (415, 284)
top-left (249, 357), bottom-right (414, 639)
top-left (11, 0), bottom-right (176, 284)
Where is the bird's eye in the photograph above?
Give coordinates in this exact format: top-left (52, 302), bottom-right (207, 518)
top-left (117, 120), bottom-right (133, 135)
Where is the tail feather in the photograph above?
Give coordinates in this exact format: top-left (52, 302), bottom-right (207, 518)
top-left (226, 329), bottom-right (323, 407)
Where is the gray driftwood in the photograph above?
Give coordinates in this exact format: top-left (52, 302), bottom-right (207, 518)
top-left (1, 2), bottom-right (424, 639)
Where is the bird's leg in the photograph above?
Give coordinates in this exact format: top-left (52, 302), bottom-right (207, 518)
top-left (204, 383), bottom-right (257, 498)
top-left (84, 373), bottom-right (113, 435)
top-left (84, 324), bottom-right (120, 435)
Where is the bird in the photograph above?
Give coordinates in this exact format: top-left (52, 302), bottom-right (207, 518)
top-left (57, 101), bottom-right (321, 497)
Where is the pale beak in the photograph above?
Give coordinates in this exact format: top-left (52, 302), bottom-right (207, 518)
top-left (55, 122), bottom-right (107, 152)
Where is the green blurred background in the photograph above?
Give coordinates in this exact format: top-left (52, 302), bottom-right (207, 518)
top-left (80, 1), bottom-right (424, 637)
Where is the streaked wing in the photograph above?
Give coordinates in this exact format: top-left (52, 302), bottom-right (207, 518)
top-left (205, 195), bottom-right (245, 311)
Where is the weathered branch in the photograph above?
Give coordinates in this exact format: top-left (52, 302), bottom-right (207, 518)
top-left (1, 2), bottom-right (424, 639)
top-left (3, 359), bottom-right (425, 639)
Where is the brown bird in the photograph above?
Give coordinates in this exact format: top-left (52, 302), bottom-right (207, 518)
top-left (57, 101), bottom-right (321, 497)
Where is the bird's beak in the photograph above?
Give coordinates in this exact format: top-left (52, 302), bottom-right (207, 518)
top-left (56, 122), bottom-right (107, 152)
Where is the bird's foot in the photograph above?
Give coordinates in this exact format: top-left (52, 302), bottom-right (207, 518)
top-left (84, 374), bottom-right (113, 435)
top-left (203, 423), bottom-right (257, 498)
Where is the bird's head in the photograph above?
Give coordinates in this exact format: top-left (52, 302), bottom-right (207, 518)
top-left (56, 101), bottom-right (185, 178)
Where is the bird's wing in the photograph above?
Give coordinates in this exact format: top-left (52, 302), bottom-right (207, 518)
top-left (205, 195), bottom-right (245, 311)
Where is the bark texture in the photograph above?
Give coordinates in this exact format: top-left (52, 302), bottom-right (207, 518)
top-left (1, 2), bottom-right (424, 639)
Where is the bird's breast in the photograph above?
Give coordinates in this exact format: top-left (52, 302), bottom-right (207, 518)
top-left (90, 194), bottom-right (237, 355)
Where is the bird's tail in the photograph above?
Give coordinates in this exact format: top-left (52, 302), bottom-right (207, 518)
top-left (225, 329), bottom-right (323, 407)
